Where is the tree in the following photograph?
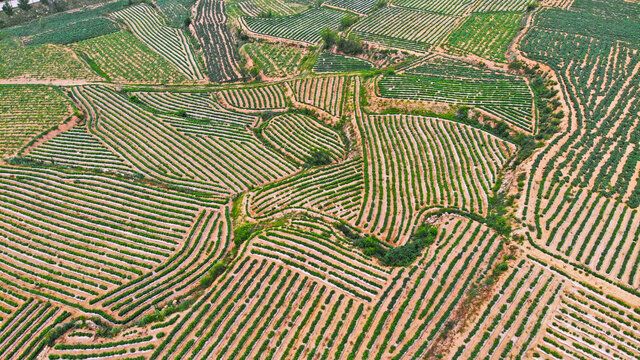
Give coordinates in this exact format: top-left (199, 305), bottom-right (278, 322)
top-left (305, 147), bottom-right (332, 166)
top-left (320, 27), bottom-right (338, 48)
top-left (339, 14), bottom-right (359, 31)
top-left (337, 35), bottom-right (363, 55)
top-left (2, 1), bottom-right (13, 16)
top-left (17, 0), bottom-right (30, 11)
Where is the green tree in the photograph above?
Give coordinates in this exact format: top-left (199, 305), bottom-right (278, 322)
top-left (305, 147), bottom-right (332, 166)
top-left (320, 27), bottom-right (338, 48)
top-left (17, 0), bottom-right (30, 11)
top-left (2, 1), bottom-right (13, 16)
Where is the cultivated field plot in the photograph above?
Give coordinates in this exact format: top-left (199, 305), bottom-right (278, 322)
top-left (288, 76), bottom-right (348, 117)
top-left (72, 31), bottom-right (189, 84)
top-left (242, 43), bottom-right (308, 78)
top-left (473, 0), bottom-right (535, 12)
top-left (243, 7), bottom-right (345, 44)
top-left (112, 4), bottom-right (204, 81)
top-left (73, 85), bottom-right (296, 195)
top-left (3, 0), bottom-right (128, 45)
top-left (349, 7), bottom-right (458, 52)
top-left (262, 113), bottom-right (345, 164)
top-left (357, 114), bottom-right (516, 242)
top-left (0, 41), bottom-right (99, 81)
top-left (381, 57), bottom-right (535, 131)
top-left (228, 0), bottom-right (306, 17)
top-left (193, 0), bottom-right (244, 83)
top-left (312, 52), bottom-right (374, 73)
top-left (25, 126), bottom-right (135, 174)
top-left (2, 0), bottom-right (640, 358)
top-left (520, 0), bottom-right (640, 290)
top-left (219, 84), bottom-right (288, 110)
top-left (156, 0), bottom-right (196, 27)
top-left (0, 85), bottom-right (73, 157)
top-left (132, 91), bottom-right (256, 140)
top-left (445, 11), bottom-right (524, 63)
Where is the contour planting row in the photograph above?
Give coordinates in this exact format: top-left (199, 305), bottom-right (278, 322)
top-left (111, 4), bottom-right (204, 80)
top-left (379, 69), bottom-right (534, 131)
top-left (533, 183), bottom-right (640, 288)
top-left (0, 299), bottom-right (69, 360)
top-left (453, 259), bottom-right (564, 359)
top-left (535, 283), bottom-right (640, 360)
top-left (521, 22), bottom-right (640, 208)
top-left (472, 0), bottom-right (535, 12)
top-left (262, 113), bottom-right (345, 164)
top-left (323, 0), bottom-right (377, 14)
top-left (148, 216), bottom-right (502, 359)
top-left (392, 0), bottom-right (473, 16)
top-left (71, 31), bottom-right (190, 84)
top-left (229, 0), bottom-right (302, 17)
top-left (356, 114), bottom-right (515, 243)
top-left (0, 166), bottom-right (203, 304)
top-left (72, 85), bottom-right (296, 194)
top-left (444, 12), bottom-right (524, 63)
top-left (289, 76), bottom-right (347, 117)
top-left (248, 222), bottom-right (390, 301)
top-left (94, 207), bottom-right (231, 320)
top-left (312, 52), bottom-right (374, 74)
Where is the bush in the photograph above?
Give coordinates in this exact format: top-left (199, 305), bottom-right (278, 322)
top-left (234, 223), bottom-right (256, 246)
top-left (320, 28), bottom-right (338, 48)
top-left (339, 14), bottom-right (359, 31)
top-left (199, 262), bottom-right (227, 288)
top-left (337, 35), bottom-right (363, 55)
top-left (305, 147), bottom-right (332, 166)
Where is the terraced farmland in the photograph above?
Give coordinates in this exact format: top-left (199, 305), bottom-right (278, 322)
top-left (72, 31), bottom-right (189, 84)
top-left (111, 4), bottom-right (204, 81)
top-left (381, 56), bottom-right (535, 131)
top-left (445, 12), bottom-right (524, 63)
top-left (242, 43), bottom-right (308, 78)
top-left (1, 0), bottom-right (639, 358)
top-left (350, 7), bottom-right (458, 52)
top-left (0, 85), bottom-right (74, 157)
top-left (313, 52), bottom-right (374, 73)
top-left (243, 7), bottom-right (345, 44)
top-left (193, 0), bottom-right (244, 83)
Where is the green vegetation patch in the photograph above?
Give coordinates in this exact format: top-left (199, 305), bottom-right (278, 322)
top-left (156, 0), bottom-right (197, 28)
top-left (242, 42), bottom-right (308, 77)
top-left (445, 12), bottom-right (523, 63)
top-left (0, 40), bottom-right (98, 80)
top-left (0, 85), bottom-right (73, 157)
top-left (4, 0), bottom-right (131, 44)
top-left (71, 31), bottom-right (189, 84)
